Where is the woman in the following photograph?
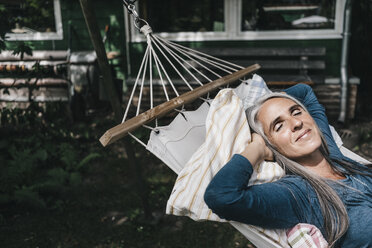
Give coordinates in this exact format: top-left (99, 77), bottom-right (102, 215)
top-left (204, 84), bottom-right (372, 248)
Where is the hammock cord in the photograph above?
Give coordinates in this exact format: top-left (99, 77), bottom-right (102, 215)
top-left (152, 44), bottom-right (170, 102)
top-left (121, 2), bottom-right (246, 144)
top-left (149, 33), bottom-right (194, 91)
top-left (123, 27), bottom-right (244, 123)
top-left (122, 45), bottom-right (150, 123)
top-left (158, 36), bottom-right (235, 76)
top-left (157, 36), bottom-right (244, 71)
top-left (152, 35), bottom-right (204, 86)
top-left (149, 36), bottom-right (153, 109)
top-left (156, 37), bottom-right (218, 81)
top-left (136, 38), bottom-right (150, 116)
top-left (129, 132), bottom-right (147, 148)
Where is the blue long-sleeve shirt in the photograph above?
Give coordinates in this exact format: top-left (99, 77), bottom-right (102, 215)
top-left (204, 84), bottom-right (372, 247)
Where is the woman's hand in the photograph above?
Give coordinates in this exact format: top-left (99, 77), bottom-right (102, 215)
top-left (240, 133), bottom-right (274, 168)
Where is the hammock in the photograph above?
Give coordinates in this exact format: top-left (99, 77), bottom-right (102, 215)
top-left (99, 2), bottom-right (259, 147)
top-left (100, 2), bottom-right (370, 247)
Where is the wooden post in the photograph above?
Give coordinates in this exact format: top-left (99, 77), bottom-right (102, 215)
top-left (79, 0), bottom-right (121, 121)
top-left (79, 0), bottom-right (152, 219)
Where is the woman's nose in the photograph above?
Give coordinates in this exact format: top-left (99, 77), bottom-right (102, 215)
top-left (290, 117), bottom-right (303, 131)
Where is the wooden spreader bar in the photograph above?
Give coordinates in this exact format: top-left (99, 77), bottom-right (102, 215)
top-left (99, 64), bottom-right (260, 147)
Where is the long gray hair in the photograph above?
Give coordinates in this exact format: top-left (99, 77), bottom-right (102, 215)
top-left (246, 92), bottom-right (348, 247)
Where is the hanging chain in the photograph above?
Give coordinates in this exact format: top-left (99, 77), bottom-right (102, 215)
top-left (122, 0), bottom-right (149, 30)
top-left (122, 0), bottom-right (136, 11)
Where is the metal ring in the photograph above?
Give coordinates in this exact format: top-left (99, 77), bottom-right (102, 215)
top-left (123, 2), bottom-right (149, 31)
top-left (134, 18), bottom-right (149, 30)
top-left (128, 4), bottom-right (139, 19)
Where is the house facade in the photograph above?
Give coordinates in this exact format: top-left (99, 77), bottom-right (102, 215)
top-left (0, 0), bottom-right (358, 121)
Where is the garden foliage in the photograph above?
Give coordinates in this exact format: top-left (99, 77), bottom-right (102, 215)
top-left (0, 103), bottom-right (101, 209)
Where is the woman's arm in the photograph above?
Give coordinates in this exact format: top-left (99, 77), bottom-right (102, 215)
top-left (283, 84), bottom-right (343, 158)
top-left (204, 153), bottom-right (310, 229)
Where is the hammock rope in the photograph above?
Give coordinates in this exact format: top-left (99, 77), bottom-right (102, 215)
top-left (100, 1), bottom-right (260, 147)
top-left (122, 25), bottom-right (245, 122)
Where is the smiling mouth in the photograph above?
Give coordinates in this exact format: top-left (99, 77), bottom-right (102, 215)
top-left (296, 129), bottom-right (311, 142)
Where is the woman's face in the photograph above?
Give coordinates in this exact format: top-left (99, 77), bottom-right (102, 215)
top-left (257, 97), bottom-right (322, 161)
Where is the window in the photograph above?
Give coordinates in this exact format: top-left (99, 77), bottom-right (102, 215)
top-left (138, 0), bottom-right (224, 33)
top-left (241, 0), bottom-right (336, 31)
top-left (126, 0), bottom-right (346, 42)
top-left (3, 0), bottom-right (63, 40)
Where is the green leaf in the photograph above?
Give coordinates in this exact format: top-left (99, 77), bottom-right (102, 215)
top-left (34, 148), bottom-right (48, 161)
top-left (14, 188), bottom-right (46, 209)
top-left (47, 168), bottom-right (68, 185)
top-left (69, 172), bottom-right (82, 186)
top-left (58, 143), bottom-right (77, 167)
top-left (76, 153), bottom-right (101, 170)
top-left (12, 42), bottom-right (33, 60)
top-left (30, 181), bottom-right (64, 195)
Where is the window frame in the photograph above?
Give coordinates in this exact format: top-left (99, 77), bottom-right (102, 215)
top-left (236, 0), bottom-right (345, 40)
top-left (125, 0), bottom-right (346, 42)
top-left (5, 0), bottom-right (63, 41)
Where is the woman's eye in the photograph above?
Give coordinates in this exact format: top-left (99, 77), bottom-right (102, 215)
top-left (293, 109), bottom-right (302, 116)
top-left (275, 123), bottom-right (283, 132)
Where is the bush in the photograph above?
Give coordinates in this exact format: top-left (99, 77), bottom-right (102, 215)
top-left (0, 102), bottom-right (101, 210)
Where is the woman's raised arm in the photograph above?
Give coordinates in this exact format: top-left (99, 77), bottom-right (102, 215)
top-left (204, 152), bottom-right (316, 229)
